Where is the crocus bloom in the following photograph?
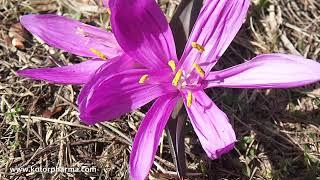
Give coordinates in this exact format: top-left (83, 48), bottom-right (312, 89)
top-left (18, 0), bottom-right (320, 179)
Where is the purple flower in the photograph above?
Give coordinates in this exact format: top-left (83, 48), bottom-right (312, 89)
top-left (17, 0), bottom-right (320, 179)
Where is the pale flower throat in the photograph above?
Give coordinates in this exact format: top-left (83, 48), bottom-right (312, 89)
top-left (139, 42), bottom-right (205, 108)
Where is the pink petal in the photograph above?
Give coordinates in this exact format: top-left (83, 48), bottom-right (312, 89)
top-left (179, 0), bottom-right (250, 75)
top-left (109, 0), bottom-right (177, 69)
top-left (130, 94), bottom-right (178, 180)
top-left (183, 90), bottom-right (236, 159)
top-left (77, 57), bottom-right (176, 124)
top-left (17, 59), bottom-right (105, 84)
top-left (20, 14), bottom-right (122, 59)
top-left (102, 0), bottom-right (109, 7)
top-left (205, 54), bottom-right (320, 88)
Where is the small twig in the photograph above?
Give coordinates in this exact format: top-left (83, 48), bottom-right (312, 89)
top-left (9, 114), bottom-right (99, 132)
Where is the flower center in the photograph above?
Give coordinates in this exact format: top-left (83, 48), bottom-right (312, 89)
top-left (171, 63), bottom-right (205, 89)
top-left (138, 41), bottom-right (205, 108)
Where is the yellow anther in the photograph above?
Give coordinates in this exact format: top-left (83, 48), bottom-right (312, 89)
top-left (89, 48), bottom-right (107, 60)
top-left (106, 8), bottom-right (111, 15)
top-left (139, 74), bottom-right (149, 84)
top-left (191, 42), bottom-right (205, 53)
top-left (193, 63), bottom-right (205, 78)
top-left (172, 70), bottom-right (183, 87)
top-left (187, 91), bottom-right (193, 108)
top-left (168, 60), bottom-right (176, 72)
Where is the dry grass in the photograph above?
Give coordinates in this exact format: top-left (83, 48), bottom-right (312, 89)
top-left (0, 0), bottom-right (319, 179)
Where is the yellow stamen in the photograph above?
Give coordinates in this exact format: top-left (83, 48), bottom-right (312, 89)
top-left (89, 48), bottom-right (107, 60)
top-left (172, 70), bottom-right (183, 87)
top-left (139, 74), bottom-right (149, 84)
top-left (106, 8), bottom-right (111, 14)
top-left (191, 42), bottom-right (205, 53)
top-left (168, 60), bottom-right (176, 72)
top-left (193, 63), bottom-right (205, 78)
top-left (187, 91), bottom-right (193, 108)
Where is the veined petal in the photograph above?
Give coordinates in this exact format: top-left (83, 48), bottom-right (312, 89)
top-left (20, 14), bottom-right (122, 59)
top-left (179, 0), bottom-right (250, 75)
top-left (109, 0), bottom-right (177, 69)
top-left (182, 90), bottom-right (236, 159)
top-left (17, 59), bottom-right (105, 84)
top-left (78, 59), bottom-right (176, 124)
top-left (205, 54), bottom-right (320, 88)
top-left (130, 94), bottom-right (178, 180)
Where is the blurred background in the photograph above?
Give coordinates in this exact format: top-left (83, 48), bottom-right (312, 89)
top-left (0, 0), bottom-right (319, 179)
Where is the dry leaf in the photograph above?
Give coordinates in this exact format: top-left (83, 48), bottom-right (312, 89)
top-left (42, 106), bottom-right (63, 118)
top-left (8, 23), bottom-right (29, 49)
top-left (29, 0), bottom-right (58, 12)
top-left (0, 32), bottom-right (12, 48)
